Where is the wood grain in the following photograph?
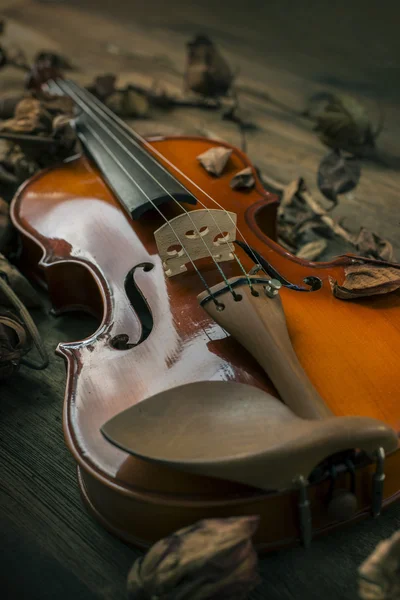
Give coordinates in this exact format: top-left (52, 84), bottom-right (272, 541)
top-left (199, 277), bottom-right (332, 420)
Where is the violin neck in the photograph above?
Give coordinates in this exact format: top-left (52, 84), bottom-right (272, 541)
top-left (46, 78), bottom-right (197, 219)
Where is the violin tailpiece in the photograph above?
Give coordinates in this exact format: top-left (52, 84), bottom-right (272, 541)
top-left (198, 276), bottom-right (332, 421)
top-left (154, 208), bottom-right (237, 277)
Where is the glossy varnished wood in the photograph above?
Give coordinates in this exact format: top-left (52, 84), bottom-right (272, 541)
top-left (199, 277), bottom-right (334, 420)
top-left (10, 136), bottom-right (400, 550)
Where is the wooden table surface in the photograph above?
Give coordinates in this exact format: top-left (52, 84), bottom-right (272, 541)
top-left (1, 1), bottom-right (400, 598)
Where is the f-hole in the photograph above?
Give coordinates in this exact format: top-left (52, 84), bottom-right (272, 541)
top-left (110, 262), bottom-right (154, 350)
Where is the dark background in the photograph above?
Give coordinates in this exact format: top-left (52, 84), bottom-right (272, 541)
top-left (71, 0), bottom-right (400, 100)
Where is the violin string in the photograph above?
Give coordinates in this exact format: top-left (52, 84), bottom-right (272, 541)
top-left (62, 79), bottom-right (261, 289)
top-left (63, 79), bottom-right (269, 282)
top-left (49, 79), bottom-right (226, 305)
top-left (62, 79), bottom-right (255, 293)
top-left (76, 123), bottom-right (221, 304)
top-left (54, 78), bottom-right (242, 299)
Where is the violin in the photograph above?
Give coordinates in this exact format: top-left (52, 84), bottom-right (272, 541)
top-left (10, 71), bottom-right (400, 551)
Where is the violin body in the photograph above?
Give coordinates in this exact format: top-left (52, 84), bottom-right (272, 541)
top-left (11, 134), bottom-right (400, 551)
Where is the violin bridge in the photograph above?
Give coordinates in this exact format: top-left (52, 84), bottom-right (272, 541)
top-left (154, 209), bottom-right (237, 277)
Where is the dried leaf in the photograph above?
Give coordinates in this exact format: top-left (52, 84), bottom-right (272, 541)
top-left (185, 35), bottom-right (234, 98)
top-left (127, 516), bottom-right (261, 600)
top-left (105, 89), bottom-right (149, 118)
top-left (277, 178), bottom-right (305, 218)
top-left (294, 218), bottom-right (332, 240)
top-left (359, 530), bottom-right (400, 599)
top-left (197, 146), bottom-right (232, 176)
top-left (230, 167), bottom-right (255, 190)
top-left (0, 92), bottom-right (76, 165)
top-left (317, 149), bottom-right (361, 204)
top-left (274, 173), bottom-right (394, 264)
top-left (354, 228), bottom-right (394, 262)
top-left (0, 254), bottom-right (42, 308)
top-left (295, 239), bottom-right (327, 261)
top-left (34, 92), bottom-right (74, 118)
top-left (330, 264), bottom-right (400, 300)
top-left (0, 98), bottom-right (52, 135)
top-left (88, 74), bottom-right (117, 100)
top-left (314, 94), bottom-right (375, 154)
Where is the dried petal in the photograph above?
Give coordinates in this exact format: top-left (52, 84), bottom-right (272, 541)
top-left (185, 35), bottom-right (234, 98)
top-left (354, 228), bottom-right (395, 262)
top-left (330, 263), bottom-right (400, 300)
top-left (314, 94), bottom-right (375, 154)
top-left (35, 92), bottom-right (75, 118)
top-left (88, 74), bottom-right (117, 100)
top-left (277, 178), bottom-right (305, 218)
top-left (105, 89), bottom-right (149, 118)
top-left (294, 218), bottom-right (332, 240)
top-left (0, 98), bottom-right (53, 135)
top-left (123, 89), bottom-right (149, 118)
top-left (274, 173), bottom-right (395, 263)
top-left (359, 530), bottom-right (400, 600)
top-left (0, 254), bottom-right (42, 308)
top-left (127, 516), bottom-right (261, 600)
top-left (317, 149), bottom-right (361, 204)
top-left (296, 239), bottom-right (327, 261)
top-left (197, 146), bottom-right (232, 176)
top-left (103, 91), bottom-right (122, 115)
top-left (230, 167), bottom-right (255, 190)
